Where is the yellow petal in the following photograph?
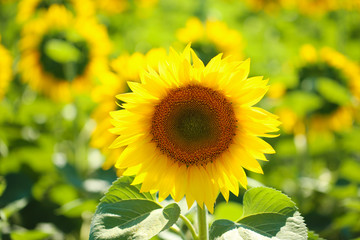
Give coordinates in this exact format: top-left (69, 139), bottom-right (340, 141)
top-left (122, 164), bottom-right (142, 176)
top-left (190, 49), bottom-right (205, 69)
top-left (127, 81), bottom-right (159, 100)
top-left (229, 144), bottom-right (264, 174)
top-left (115, 140), bottom-right (156, 169)
top-left (109, 133), bottom-right (145, 149)
top-left (172, 164), bottom-right (187, 202)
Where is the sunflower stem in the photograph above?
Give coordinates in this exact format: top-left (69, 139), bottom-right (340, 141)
top-left (180, 214), bottom-right (198, 240)
top-left (197, 203), bottom-right (208, 240)
top-left (169, 226), bottom-right (186, 240)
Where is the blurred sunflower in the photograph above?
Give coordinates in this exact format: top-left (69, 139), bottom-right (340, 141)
top-left (17, 0), bottom-right (95, 23)
top-left (110, 45), bottom-right (280, 212)
top-left (0, 36), bottom-right (13, 100)
top-left (134, 0), bottom-right (159, 9)
top-left (296, 0), bottom-right (336, 16)
top-left (0, 0), bottom-right (16, 3)
top-left (18, 5), bottom-right (111, 102)
top-left (91, 48), bottom-right (167, 174)
top-left (296, 0), bottom-right (360, 15)
top-left (243, 0), bottom-right (360, 15)
top-left (111, 48), bottom-right (167, 82)
top-left (93, 0), bottom-right (128, 15)
top-left (318, 46), bottom-right (360, 102)
top-left (279, 44), bottom-right (358, 135)
top-left (243, 0), bottom-right (296, 13)
top-left (93, 0), bottom-right (158, 15)
top-left (176, 17), bottom-right (244, 63)
top-left (342, 0), bottom-right (360, 11)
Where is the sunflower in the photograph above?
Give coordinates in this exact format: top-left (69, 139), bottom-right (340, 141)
top-left (0, 37), bottom-right (13, 100)
top-left (17, 0), bottom-right (95, 23)
top-left (176, 17), bottom-right (244, 63)
top-left (91, 48), bottom-right (167, 173)
top-left (109, 45), bottom-right (280, 212)
top-left (279, 44), bottom-right (358, 135)
top-left (18, 5), bottom-right (111, 102)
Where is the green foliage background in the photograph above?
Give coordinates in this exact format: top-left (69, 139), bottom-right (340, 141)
top-left (1, 0), bottom-right (360, 239)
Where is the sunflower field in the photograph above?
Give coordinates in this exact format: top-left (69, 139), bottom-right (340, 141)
top-left (1, 0), bottom-right (360, 239)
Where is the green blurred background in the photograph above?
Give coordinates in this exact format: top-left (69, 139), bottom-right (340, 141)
top-left (1, 0), bottom-right (360, 239)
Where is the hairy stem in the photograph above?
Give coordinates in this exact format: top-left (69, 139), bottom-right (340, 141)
top-left (197, 203), bottom-right (208, 240)
top-left (180, 214), bottom-right (198, 240)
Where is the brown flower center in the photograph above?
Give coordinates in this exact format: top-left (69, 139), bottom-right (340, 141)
top-left (150, 84), bottom-right (237, 166)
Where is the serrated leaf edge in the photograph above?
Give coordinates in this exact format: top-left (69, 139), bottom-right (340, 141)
top-left (241, 187), bottom-right (298, 219)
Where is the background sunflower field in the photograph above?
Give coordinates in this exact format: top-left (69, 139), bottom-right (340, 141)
top-left (0, 0), bottom-right (360, 239)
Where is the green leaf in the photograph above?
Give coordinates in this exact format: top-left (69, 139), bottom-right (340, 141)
top-left (209, 187), bottom-right (308, 240)
top-left (0, 198), bottom-right (28, 220)
top-left (90, 176), bottom-right (180, 239)
top-left (48, 184), bottom-right (79, 206)
top-left (282, 91), bottom-right (323, 117)
top-left (0, 176), bottom-right (5, 197)
top-left (214, 202), bottom-right (243, 222)
top-left (342, 128), bottom-right (360, 152)
top-left (101, 176), bottom-right (156, 203)
top-left (330, 184), bottom-right (358, 199)
top-left (10, 230), bottom-right (51, 240)
top-left (56, 199), bottom-right (98, 217)
top-left (210, 212), bottom-right (307, 240)
top-left (209, 219), bottom-right (239, 240)
top-left (340, 159), bottom-right (360, 183)
top-left (343, 198), bottom-right (360, 211)
top-left (89, 200), bottom-right (180, 240)
top-left (44, 39), bottom-right (81, 63)
top-left (241, 187), bottom-right (296, 217)
top-left (308, 230), bottom-right (325, 240)
top-left (316, 78), bottom-right (351, 105)
top-left (238, 213), bottom-right (290, 237)
top-left (0, 174), bottom-right (32, 208)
